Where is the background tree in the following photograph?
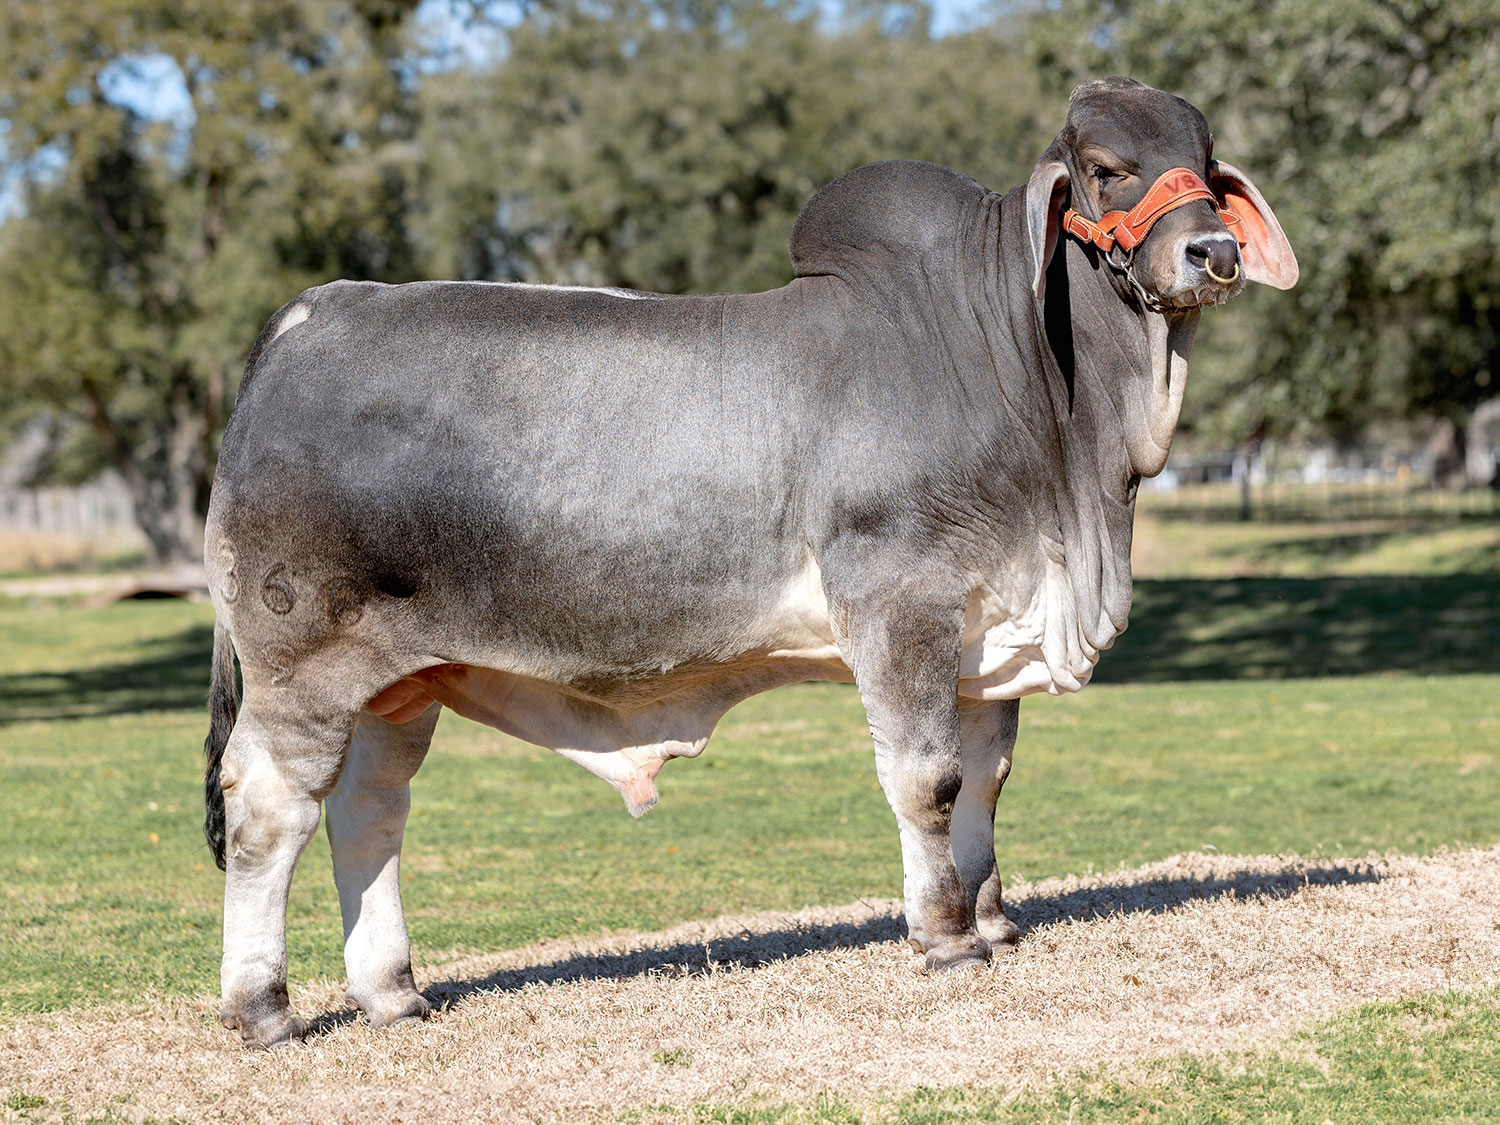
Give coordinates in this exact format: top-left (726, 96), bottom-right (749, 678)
top-left (0, 0), bottom-right (427, 563)
top-left (415, 0), bottom-right (1053, 294)
top-left (1035, 0), bottom-right (1500, 466)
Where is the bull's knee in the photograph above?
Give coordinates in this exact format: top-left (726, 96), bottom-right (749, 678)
top-left (223, 782), bottom-right (322, 866)
top-left (883, 755), bottom-right (963, 828)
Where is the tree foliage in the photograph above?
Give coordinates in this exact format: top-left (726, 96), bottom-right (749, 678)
top-left (0, 0), bottom-right (1057, 561)
top-left (416, 0), bottom-right (1050, 293)
top-left (0, 0), bottom-right (426, 562)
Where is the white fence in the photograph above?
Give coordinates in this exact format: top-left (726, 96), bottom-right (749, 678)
top-left (0, 474), bottom-right (139, 535)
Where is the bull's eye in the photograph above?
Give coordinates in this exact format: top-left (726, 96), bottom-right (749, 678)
top-left (1092, 165), bottom-right (1120, 187)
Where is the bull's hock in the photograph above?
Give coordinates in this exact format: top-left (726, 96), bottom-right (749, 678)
top-left (199, 76), bottom-right (1296, 1047)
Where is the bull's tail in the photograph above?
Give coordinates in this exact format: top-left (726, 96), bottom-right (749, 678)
top-left (203, 621), bottom-right (238, 871)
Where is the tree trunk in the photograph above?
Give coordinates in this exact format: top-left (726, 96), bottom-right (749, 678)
top-left (146, 372), bottom-right (210, 567)
top-left (1450, 416), bottom-right (1470, 489)
top-left (80, 373), bottom-right (209, 567)
top-left (1234, 453), bottom-right (1252, 521)
top-left (125, 481), bottom-right (202, 568)
top-left (1464, 410), bottom-right (1495, 487)
top-left (1428, 416), bottom-right (1472, 491)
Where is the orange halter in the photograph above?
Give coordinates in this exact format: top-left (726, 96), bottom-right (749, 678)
top-left (1062, 166), bottom-right (1246, 254)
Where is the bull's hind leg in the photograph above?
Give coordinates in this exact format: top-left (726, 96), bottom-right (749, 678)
top-left (219, 705), bottom-right (351, 1048)
top-left (324, 705), bottom-right (440, 1027)
top-left (954, 698), bottom-right (1021, 949)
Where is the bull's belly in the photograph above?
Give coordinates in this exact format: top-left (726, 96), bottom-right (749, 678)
top-left (365, 558), bottom-right (849, 815)
top-left (367, 651), bottom-right (850, 815)
top-left (363, 555), bottom-right (1111, 815)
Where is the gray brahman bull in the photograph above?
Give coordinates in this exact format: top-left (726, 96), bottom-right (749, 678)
top-left (202, 76), bottom-right (1296, 1047)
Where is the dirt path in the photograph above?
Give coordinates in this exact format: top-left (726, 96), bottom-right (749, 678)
top-left (0, 565), bottom-right (207, 602)
top-left (3, 846), bottom-right (1498, 1123)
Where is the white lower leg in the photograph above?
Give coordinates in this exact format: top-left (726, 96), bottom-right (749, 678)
top-left (325, 708), bottom-right (435, 1026)
top-left (875, 748), bottom-right (987, 968)
top-left (326, 783), bottom-right (425, 1024)
top-left (955, 699), bottom-right (1018, 946)
top-left (219, 723), bottom-right (324, 1046)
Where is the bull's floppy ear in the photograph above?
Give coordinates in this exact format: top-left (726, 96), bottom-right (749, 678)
top-left (1025, 158), bottom-right (1070, 302)
top-left (1210, 160), bottom-right (1299, 290)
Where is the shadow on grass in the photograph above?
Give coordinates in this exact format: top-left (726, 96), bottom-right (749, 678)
top-left (1097, 573), bottom-right (1500, 683)
top-left (0, 622), bottom-right (214, 725)
top-left (1004, 859), bottom-right (1384, 930)
top-left (296, 856), bottom-right (1388, 1033)
top-left (1146, 500), bottom-right (1499, 524)
top-left (5, 572), bottom-right (1497, 725)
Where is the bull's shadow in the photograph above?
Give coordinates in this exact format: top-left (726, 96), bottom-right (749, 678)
top-left (307, 856), bottom-right (1383, 1034)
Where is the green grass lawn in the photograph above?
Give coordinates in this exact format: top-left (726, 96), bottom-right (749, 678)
top-left (2, 592), bottom-right (1497, 1015)
top-left (1131, 497), bottom-right (1500, 580)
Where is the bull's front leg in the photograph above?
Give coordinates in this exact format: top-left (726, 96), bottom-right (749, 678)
top-left (955, 697), bottom-right (1021, 948)
top-left (840, 589), bottom-right (991, 972)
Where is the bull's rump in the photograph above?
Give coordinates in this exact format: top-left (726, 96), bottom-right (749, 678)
top-left (209, 279), bottom-right (834, 678)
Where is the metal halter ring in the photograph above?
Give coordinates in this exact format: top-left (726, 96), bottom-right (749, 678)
top-left (1204, 258), bottom-right (1240, 285)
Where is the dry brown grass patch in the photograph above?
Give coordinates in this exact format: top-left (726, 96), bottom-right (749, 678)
top-left (3, 846), bottom-right (1498, 1123)
top-left (0, 531), bottom-right (143, 579)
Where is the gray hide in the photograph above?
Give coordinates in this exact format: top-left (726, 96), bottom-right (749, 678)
top-left (202, 76), bottom-right (1297, 1048)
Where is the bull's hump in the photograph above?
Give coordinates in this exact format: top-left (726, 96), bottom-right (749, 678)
top-left (789, 161), bottom-right (993, 280)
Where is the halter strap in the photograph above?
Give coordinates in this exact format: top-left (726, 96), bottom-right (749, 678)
top-left (1062, 166), bottom-right (1246, 254)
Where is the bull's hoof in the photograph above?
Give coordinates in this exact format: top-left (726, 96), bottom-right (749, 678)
top-left (921, 933), bottom-right (992, 973)
top-left (347, 987), bottom-right (431, 1029)
top-left (221, 1006), bottom-right (309, 1050)
top-left (978, 913), bottom-right (1021, 949)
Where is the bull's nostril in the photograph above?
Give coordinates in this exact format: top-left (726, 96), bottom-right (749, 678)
top-left (1188, 238), bottom-right (1240, 285)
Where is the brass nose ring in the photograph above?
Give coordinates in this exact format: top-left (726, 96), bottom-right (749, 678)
top-left (1205, 259), bottom-right (1240, 285)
